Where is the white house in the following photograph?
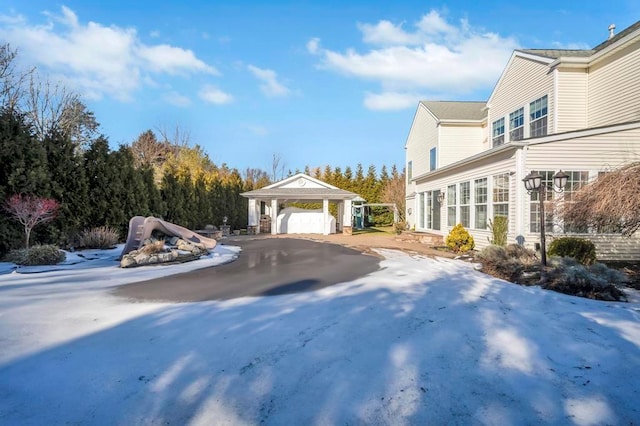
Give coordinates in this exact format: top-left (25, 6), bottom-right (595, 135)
top-left (241, 173), bottom-right (358, 235)
top-left (405, 21), bottom-right (640, 260)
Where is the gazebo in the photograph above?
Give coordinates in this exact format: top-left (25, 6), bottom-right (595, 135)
top-left (240, 173), bottom-right (359, 235)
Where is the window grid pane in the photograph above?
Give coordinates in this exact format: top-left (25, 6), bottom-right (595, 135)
top-left (529, 170), bottom-right (554, 233)
top-left (447, 184), bottom-right (456, 226)
top-left (529, 95), bottom-right (548, 137)
top-left (509, 108), bottom-right (524, 141)
top-left (492, 118), bottom-right (505, 147)
top-left (474, 178), bottom-right (487, 229)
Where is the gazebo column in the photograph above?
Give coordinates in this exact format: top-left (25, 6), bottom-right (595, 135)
top-left (322, 198), bottom-right (329, 235)
top-left (247, 198), bottom-right (259, 234)
top-left (342, 199), bottom-right (353, 235)
top-left (271, 199), bottom-right (278, 235)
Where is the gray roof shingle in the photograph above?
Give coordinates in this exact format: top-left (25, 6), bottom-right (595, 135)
top-left (516, 49), bottom-right (594, 59)
top-left (420, 101), bottom-right (487, 121)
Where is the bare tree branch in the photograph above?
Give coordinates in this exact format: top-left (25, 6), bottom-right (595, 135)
top-left (562, 162), bottom-right (640, 236)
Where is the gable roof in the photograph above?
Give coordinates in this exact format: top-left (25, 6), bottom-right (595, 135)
top-left (515, 20), bottom-right (640, 62)
top-left (516, 49), bottom-right (593, 59)
top-left (262, 173), bottom-right (338, 190)
top-left (593, 20), bottom-right (640, 51)
top-left (240, 173), bottom-right (359, 200)
top-left (420, 101), bottom-right (487, 121)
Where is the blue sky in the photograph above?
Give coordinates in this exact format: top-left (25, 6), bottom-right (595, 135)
top-left (1, 1), bottom-right (638, 175)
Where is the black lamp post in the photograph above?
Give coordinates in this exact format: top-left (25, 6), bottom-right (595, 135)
top-left (522, 170), bottom-right (569, 266)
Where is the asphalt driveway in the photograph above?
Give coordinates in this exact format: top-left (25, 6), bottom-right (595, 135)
top-left (113, 237), bottom-right (380, 302)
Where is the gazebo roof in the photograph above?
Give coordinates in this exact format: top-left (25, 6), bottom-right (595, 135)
top-left (241, 173), bottom-right (359, 200)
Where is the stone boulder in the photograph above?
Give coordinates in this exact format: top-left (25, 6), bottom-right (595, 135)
top-left (120, 238), bottom-right (208, 268)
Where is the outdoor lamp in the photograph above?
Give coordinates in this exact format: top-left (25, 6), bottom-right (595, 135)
top-left (553, 170), bottom-right (569, 190)
top-left (522, 170), bottom-right (567, 268)
top-left (522, 171), bottom-right (542, 191)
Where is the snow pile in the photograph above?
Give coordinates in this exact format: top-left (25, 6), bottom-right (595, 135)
top-left (0, 248), bottom-right (639, 425)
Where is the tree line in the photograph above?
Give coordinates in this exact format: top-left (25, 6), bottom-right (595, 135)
top-left (0, 43), bottom-right (405, 256)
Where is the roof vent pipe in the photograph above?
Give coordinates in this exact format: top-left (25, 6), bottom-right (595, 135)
top-left (608, 24), bottom-right (616, 40)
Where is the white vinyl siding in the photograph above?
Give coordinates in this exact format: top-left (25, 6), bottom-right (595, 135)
top-left (526, 127), bottom-right (640, 169)
top-left (489, 55), bottom-right (555, 139)
top-left (589, 41), bottom-right (640, 127)
top-left (556, 68), bottom-right (588, 132)
top-left (405, 105), bottom-right (439, 196)
top-left (438, 124), bottom-right (485, 167)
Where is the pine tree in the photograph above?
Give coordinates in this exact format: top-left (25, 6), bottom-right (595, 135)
top-left (41, 129), bottom-right (89, 245)
top-left (0, 109), bottom-right (50, 253)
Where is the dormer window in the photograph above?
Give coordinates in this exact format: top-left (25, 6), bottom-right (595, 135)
top-left (509, 108), bottom-right (524, 141)
top-left (530, 95), bottom-right (548, 137)
top-left (492, 118), bottom-right (505, 147)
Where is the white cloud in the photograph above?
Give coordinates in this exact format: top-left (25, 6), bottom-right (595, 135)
top-left (0, 6), bottom-right (218, 101)
top-left (138, 44), bottom-right (217, 75)
top-left (164, 91), bottom-right (191, 107)
top-left (199, 85), bottom-right (233, 104)
top-left (358, 20), bottom-right (419, 46)
top-left (364, 91), bottom-right (421, 111)
top-left (247, 65), bottom-right (291, 97)
top-left (306, 37), bottom-right (321, 54)
top-left (310, 10), bottom-right (519, 110)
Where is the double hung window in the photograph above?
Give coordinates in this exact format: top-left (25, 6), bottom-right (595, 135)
top-left (530, 95), bottom-right (548, 137)
top-left (509, 108), bottom-right (524, 141)
top-left (474, 178), bottom-right (488, 229)
top-left (447, 184), bottom-right (457, 227)
top-left (492, 118), bottom-right (505, 147)
top-left (460, 182), bottom-right (470, 227)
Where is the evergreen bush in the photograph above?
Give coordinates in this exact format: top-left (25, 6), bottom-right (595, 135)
top-left (487, 216), bottom-right (508, 246)
top-left (445, 224), bottom-right (475, 253)
top-left (477, 245), bottom-right (524, 282)
top-left (548, 237), bottom-right (597, 265)
top-left (6, 244), bottom-right (66, 266)
top-left (544, 257), bottom-right (626, 301)
top-left (76, 226), bottom-right (120, 249)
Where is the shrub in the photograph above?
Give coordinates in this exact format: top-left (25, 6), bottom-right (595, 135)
top-left (505, 243), bottom-right (537, 261)
top-left (76, 226), bottom-right (120, 249)
top-left (477, 245), bottom-right (524, 282)
top-left (394, 221), bottom-right (407, 235)
top-left (544, 257), bottom-right (626, 301)
top-left (6, 244), bottom-right (66, 266)
top-left (445, 224), bottom-right (475, 253)
top-left (548, 237), bottom-right (597, 265)
top-left (487, 216), bottom-right (508, 246)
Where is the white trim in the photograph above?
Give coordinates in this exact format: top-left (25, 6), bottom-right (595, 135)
top-left (264, 173), bottom-right (339, 190)
top-left (553, 69), bottom-right (559, 134)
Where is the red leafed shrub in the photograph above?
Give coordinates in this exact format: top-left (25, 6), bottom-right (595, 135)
top-left (3, 194), bottom-right (60, 248)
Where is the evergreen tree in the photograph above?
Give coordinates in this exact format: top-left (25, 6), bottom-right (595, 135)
top-left (84, 137), bottom-right (115, 227)
top-left (41, 129), bottom-right (89, 245)
top-left (0, 109), bottom-right (50, 253)
top-left (140, 165), bottom-right (165, 218)
top-left (343, 166), bottom-right (354, 192)
top-left (354, 163), bottom-right (365, 195)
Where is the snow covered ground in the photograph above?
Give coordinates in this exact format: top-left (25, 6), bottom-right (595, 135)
top-left (0, 245), bottom-right (639, 425)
